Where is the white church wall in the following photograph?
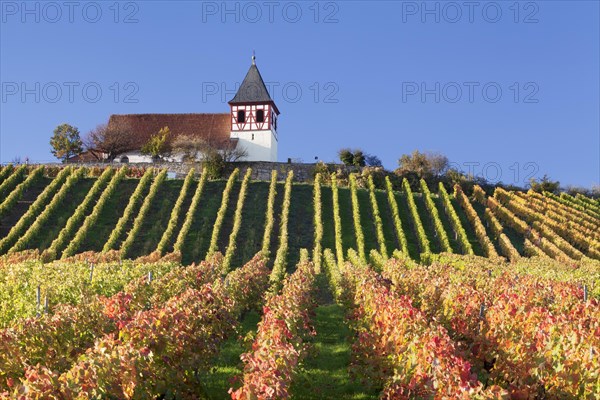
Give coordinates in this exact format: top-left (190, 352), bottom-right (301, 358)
top-left (231, 129), bottom-right (277, 162)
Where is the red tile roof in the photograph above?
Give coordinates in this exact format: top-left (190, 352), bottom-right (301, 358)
top-left (107, 113), bottom-right (231, 150)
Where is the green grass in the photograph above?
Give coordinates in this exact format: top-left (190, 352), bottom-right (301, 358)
top-left (200, 311), bottom-right (261, 399)
top-left (290, 274), bottom-right (379, 400)
top-left (320, 186), bottom-right (336, 252)
top-left (231, 181), bottom-right (270, 268)
top-left (287, 184), bottom-right (314, 270)
top-left (182, 180), bottom-right (226, 265)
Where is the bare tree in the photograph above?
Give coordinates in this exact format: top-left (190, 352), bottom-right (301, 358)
top-left (221, 139), bottom-right (248, 162)
top-left (426, 152), bottom-right (449, 176)
top-left (172, 135), bottom-right (247, 162)
top-left (85, 123), bottom-right (134, 161)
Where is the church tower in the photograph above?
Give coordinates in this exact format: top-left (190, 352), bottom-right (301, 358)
top-left (229, 55), bottom-right (280, 162)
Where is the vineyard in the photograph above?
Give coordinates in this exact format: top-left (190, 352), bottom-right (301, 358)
top-left (0, 165), bottom-right (599, 399)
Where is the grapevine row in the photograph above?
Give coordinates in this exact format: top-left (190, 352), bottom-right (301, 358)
top-left (312, 173), bottom-right (323, 268)
top-left (230, 258), bottom-right (317, 400)
top-left (420, 179), bottom-right (452, 253)
top-left (0, 165), bottom-right (44, 218)
top-left (339, 258), bottom-right (497, 398)
top-left (155, 168), bottom-right (195, 255)
top-left (173, 171), bottom-right (208, 253)
top-left (120, 169), bottom-right (168, 259)
top-left (45, 167), bottom-right (115, 259)
top-left (61, 167), bottom-right (127, 258)
top-left (497, 188), bottom-right (585, 260)
top-left (454, 185), bottom-right (499, 258)
top-left (207, 168), bottom-right (240, 258)
top-left (331, 173), bottom-right (345, 264)
top-left (103, 167), bottom-right (154, 252)
top-left (270, 170), bottom-right (293, 289)
top-left (384, 176), bottom-right (409, 255)
top-left (0, 164), bottom-right (14, 185)
top-left (9, 167), bottom-right (87, 253)
top-left (382, 256), bottom-right (598, 397)
top-left (18, 255), bottom-right (269, 398)
top-left (349, 173), bottom-right (366, 263)
top-left (402, 177), bottom-right (431, 255)
top-left (367, 175), bottom-right (388, 259)
top-left (260, 170), bottom-right (278, 256)
top-left (222, 168), bottom-right (253, 273)
top-left (438, 182), bottom-right (474, 255)
top-left (0, 164), bottom-right (27, 200)
top-left (0, 166), bottom-right (73, 255)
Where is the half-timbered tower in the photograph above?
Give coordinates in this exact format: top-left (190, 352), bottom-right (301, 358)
top-left (229, 56), bottom-right (280, 162)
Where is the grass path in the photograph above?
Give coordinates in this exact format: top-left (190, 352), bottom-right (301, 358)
top-left (201, 311), bottom-right (261, 399)
top-left (290, 273), bottom-right (379, 400)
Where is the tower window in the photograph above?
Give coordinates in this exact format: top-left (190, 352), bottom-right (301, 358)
top-left (237, 110), bottom-right (246, 123)
top-left (256, 109), bottom-right (264, 123)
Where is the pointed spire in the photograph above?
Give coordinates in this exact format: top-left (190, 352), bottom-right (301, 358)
top-left (252, 50), bottom-right (256, 65)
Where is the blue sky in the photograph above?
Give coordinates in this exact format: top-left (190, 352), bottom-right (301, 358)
top-left (1, 0), bottom-right (598, 188)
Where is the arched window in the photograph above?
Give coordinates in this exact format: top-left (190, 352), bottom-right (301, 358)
top-left (256, 109), bottom-right (264, 123)
top-left (237, 110), bottom-right (246, 123)
top-left (120, 156), bottom-right (129, 163)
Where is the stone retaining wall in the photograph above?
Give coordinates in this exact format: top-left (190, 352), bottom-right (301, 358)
top-left (53, 161), bottom-right (321, 182)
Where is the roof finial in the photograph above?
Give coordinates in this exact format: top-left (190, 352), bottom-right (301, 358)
top-left (252, 50), bottom-right (256, 65)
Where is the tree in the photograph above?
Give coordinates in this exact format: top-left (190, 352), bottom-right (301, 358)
top-left (172, 135), bottom-right (247, 162)
top-left (427, 152), bottom-right (449, 176)
top-left (529, 174), bottom-right (560, 194)
top-left (365, 154), bottom-right (383, 167)
top-left (338, 148), bottom-right (368, 168)
top-left (141, 126), bottom-right (172, 160)
top-left (338, 148), bottom-right (354, 166)
top-left (353, 150), bottom-right (366, 168)
top-left (221, 139), bottom-right (248, 162)
top-left (396, 150), bottom-right (449, 179)
top-left (85, 123), bottom-right (134, 161)
top-left (50, 124), bottom-right (83, 162)
top-left (397, 150), bottom-right (432, 179)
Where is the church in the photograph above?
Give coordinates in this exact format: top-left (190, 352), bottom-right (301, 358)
top-left (106, 56), bottom-right (280, 163)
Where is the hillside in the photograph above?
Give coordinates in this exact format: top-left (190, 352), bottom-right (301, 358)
top-left (1, 164), bottom-right (600, 398)
top-left (0, 164), bottom-right (599, 267)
